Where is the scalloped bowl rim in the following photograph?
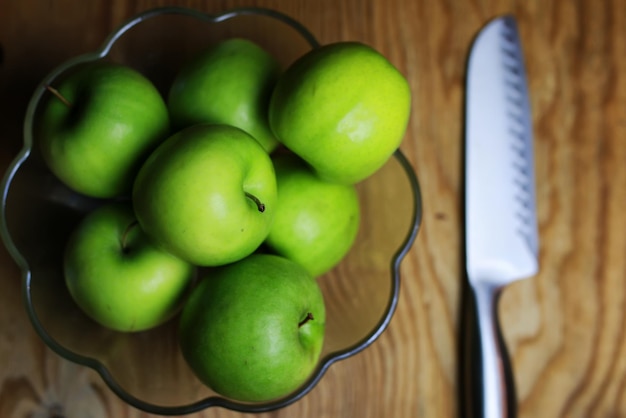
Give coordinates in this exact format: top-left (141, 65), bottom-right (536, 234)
top-left (0, 6), bottom-right (423, 415)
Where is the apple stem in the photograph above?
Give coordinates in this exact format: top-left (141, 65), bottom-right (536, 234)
top-left (245, 192), bottom-right (265, 213)
top-left (45, 85), bottom-right (72, 107)
top-left (121, 221), bottom-right (139, 253)
top-left (298, 312), bottom-right (314, 328)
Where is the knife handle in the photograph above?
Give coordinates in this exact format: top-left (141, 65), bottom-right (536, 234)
top-left (461, 280), bottom-right (517, 418)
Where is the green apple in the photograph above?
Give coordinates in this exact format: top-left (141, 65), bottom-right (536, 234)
top-left (179, 253), bottom-right (325, 402)
top-left (39, 61), bottom-right (170, 198)
top-left (168, 38), bottom-right (281, 152)
top-left (132, 124), bottom-right (277, 267)
top-left (269, 41), bottom-right (411, 184)
top-left (265, 152), bottom-right (360, 277)
top-left (64, 203), bottom-right (195, 332)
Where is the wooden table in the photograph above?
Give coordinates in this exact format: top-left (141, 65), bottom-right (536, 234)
top-left (1, 1), bottom-right (624, 417)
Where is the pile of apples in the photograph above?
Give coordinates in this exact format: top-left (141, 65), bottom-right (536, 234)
top-left (39, 38), bottom-right (411, 402)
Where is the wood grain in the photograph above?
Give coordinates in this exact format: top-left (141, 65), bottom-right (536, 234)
top-left (1, 0), bottom-right (625, 417)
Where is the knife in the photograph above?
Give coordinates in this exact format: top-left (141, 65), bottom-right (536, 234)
top-left (462, 15), bottom-right (539, 418)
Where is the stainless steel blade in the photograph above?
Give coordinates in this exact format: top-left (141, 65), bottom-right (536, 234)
top-left (462, 15), bottom-right (539, 418)
top-left (465, 16), bottom-right (538, 285)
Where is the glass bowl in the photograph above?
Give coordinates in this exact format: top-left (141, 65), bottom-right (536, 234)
top-left (0, 6), bottom-right (422, 415)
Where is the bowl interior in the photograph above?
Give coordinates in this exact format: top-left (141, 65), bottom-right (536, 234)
top-left (1, 7), bottom-right (421, 414)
